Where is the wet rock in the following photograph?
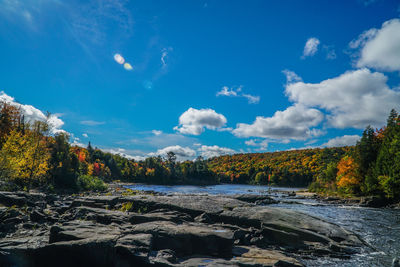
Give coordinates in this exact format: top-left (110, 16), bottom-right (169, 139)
top-left (360, 196), bottom-right (389, 208)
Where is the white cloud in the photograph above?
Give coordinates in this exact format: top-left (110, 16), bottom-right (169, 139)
top-left (80, 120), bottom-right (105, 126)
top-left (233, 104), bottom-right (324, 140)
top-left (216, 86), bottom-right (260, 104)
top-left (102, 147), bottom-right (136, 160)
top-left (245, 140), bottom-right (257, 146)
top-left (245, 139), bottom-right (268, 151)
top-left (148, 145), bottom-right (196, 160)
top-left (352, 19), bottom-right (400, 71)
top-left (174, 108), bottom-right (227, 135)
top-left (242, 94), bottom-right (260, 104)
top-left (302, 37), bottom-right (320, 58)
top-left (282, 70), bottom-right (302, 84)
top-left (72, 137), bottom-right (86, 148)
top-left (0, 91), bottom-right (65, 134)
top-left (82, 133), bottom-right (89, 138)
top-left (161, 47), bottom-right (172, 68)
top-left (322, 135), bottom-right (361, 147)
top-left (216, 86), bottom-right (238, 97)
top-left (198, 145), bottom-right (235, 158)
top-left (151, 130), bottom-right (163, 136)
top-left (285, 68), bottom-right (400, 129)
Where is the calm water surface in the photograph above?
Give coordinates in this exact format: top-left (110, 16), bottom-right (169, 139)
top-left (126, 184), bottom-right (400, 267)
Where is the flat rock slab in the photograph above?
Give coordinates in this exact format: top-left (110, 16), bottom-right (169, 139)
top-left (0, 191), bottom-right (365, 266)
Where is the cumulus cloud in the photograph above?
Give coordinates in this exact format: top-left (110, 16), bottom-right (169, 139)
top-left (233, 104), bottom-right (324, 140)
top-left (102, 147), bottom-right (136, 160)
top-left (285, 68), bottom-right (400, 129)
top-left (216, 86), bottom-right (260, 104)
top-left (174, 108), bottom-right (227, 135)
top-left (0, 91), bottom-right (65, 134)
top-left (80, 120), bottom-right (105, 126)
top-left (71, 137), bottom-right (86, 148)
top-left (148, 145), bottom-right (196, 160)
top-left (322, 135), bottom-right (361, 147)
top-left (302, 37), bottom-right (320, 58)
top-left (198, 145), bottom-right (235, 158)
top-left (351, 19), bottom-right (400, 71)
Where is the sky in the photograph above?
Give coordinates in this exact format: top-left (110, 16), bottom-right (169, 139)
top-left (0, 0), bottom-right (400, 160)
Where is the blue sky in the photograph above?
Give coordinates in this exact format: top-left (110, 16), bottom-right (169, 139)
top-left (1, 0), bottom-right (400, 160)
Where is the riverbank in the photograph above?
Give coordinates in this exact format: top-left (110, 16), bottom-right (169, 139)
top-left (300, 190), bottom-right (400, 209)
top-left (0, 186), bottom-right (365, 267)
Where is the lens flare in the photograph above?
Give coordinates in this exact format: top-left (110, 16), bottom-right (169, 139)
top-left (114, 54), bottom-right (125, 64)
top-left (124, 63), bottom-right (133, 71)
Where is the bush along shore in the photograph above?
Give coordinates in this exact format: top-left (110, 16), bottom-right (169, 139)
top-left (0, 186), bottom-right (366, 267)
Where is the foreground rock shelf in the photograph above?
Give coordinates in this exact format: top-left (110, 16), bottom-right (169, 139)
top-left (0, 190), bottom-right (365, 267)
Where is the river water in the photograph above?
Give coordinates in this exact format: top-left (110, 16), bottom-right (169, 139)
top-left (126, 184), bottom-right (400, 267)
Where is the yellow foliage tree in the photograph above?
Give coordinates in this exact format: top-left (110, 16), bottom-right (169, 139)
top-left (336, 156), bottom-right (361, 193)
top-left (0, 129), bottom-right (50, 187)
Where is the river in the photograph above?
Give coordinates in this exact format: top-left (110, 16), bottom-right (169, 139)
top-left (126, 184), bottom-right (400, 267)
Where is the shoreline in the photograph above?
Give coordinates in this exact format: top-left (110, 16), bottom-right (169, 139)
top-left (0, 187), bottom-right (366, 267)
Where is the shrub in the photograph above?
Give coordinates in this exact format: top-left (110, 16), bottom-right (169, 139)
top-left (77, 175), bottom-right (107, 192)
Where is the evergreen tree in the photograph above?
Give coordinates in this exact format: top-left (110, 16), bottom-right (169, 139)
top-left (356, 125), bottom-right (380, 193)
top-left (374, 109), bottom-right (400, 198)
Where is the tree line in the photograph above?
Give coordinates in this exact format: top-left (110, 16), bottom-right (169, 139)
top-left (0, 102), bottom-right (216, 192)
top-left (207, 147), bottom-right (351, 187)
top-left (310, 109), bottom-right (400, 200)
top-left (1, 101), bottom-right (399, 200)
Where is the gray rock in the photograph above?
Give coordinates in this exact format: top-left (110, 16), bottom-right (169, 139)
top-left (393, 257), bottom-right (400, 267)
top-left (0, 191), bottom-right (365, 266)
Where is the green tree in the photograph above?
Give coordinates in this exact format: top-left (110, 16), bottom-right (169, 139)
top-left (374, 109), bottom-right (400, 198)
top-left (356, 126), bottom-right (380, 193)
top-left (49, 133), bottom-right (78, 188)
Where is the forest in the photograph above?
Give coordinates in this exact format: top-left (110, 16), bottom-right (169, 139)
top-left (0, 101), bottom-right (399, 200)
top-left (309, 109), bottom-right (400, 199)
top-left (0, 102), bottom-right (216, 192)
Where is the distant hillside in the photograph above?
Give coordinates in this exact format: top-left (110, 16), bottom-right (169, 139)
top-left (207, 147), bottom-right (353, 187)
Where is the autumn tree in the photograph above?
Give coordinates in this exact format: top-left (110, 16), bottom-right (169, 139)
top-left (0, 129), bottom-right (50, 188)
top-left (336, 156), bottom-right (361, 194)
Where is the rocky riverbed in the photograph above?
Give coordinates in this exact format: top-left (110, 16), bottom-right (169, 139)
top-left (0, 188), bottom-right (366, 267)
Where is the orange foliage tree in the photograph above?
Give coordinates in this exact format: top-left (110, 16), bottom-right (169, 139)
top-left (336, 156), bottom-right (361, 193)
